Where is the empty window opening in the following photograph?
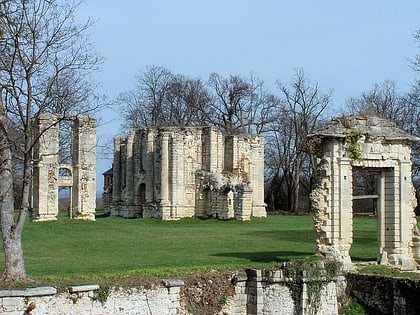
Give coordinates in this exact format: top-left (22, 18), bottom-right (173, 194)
top-left (59, 167), bottom-right (72, 177)
top-left (58, 186), bottom-right (73, 218)
top-left (59, 120), bottom-right (73, 164)
top-left (352, 168), bottom-right (379, 216)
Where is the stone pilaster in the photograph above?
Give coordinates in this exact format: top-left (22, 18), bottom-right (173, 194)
top-left (250, 135), bottom-right (266, 218)
top-left (32, 113), bottom-right (59, 222)
top-left (160, 133), bottom-right (171, 219)
top-left (72, 116), bottom-right (96, 221)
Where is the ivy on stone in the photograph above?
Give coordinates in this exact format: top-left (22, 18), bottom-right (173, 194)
top-left (282, 259), bottom-right (341, 315)
top-left (344, 129), bottom-right (363, 160)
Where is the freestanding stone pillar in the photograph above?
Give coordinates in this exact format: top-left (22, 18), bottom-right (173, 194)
top-left (71, 116), bottom-right (96, 220)
top-left (32, 113), bottom-right (60, 221)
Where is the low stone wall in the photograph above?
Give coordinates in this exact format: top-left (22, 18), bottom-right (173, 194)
top-left (0, 270), bottom-right (341, 315)
top-left (346, 272), bottom-right (420, 315)
top-left (0, 281), bottom-right (183, 315)
top-left (230, 269), bottom-right (339, 315)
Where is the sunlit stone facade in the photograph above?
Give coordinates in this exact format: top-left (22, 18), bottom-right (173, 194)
top-left (310, 115), bottom-right (420, 270)
top-left (32, 113), bottom-right (96, 221)
top-left (105, 127), bottom-right (266, 220)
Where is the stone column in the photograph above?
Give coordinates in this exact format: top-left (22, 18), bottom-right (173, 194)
top-left (126, 131), bottom-right (135, 208)
top-left (338, 157), bottom-right (353, 267)
top-left (377, 171), bottom-right (386, 261)
top-left (339, 158), bottom-right (353, 245)
top-left (72, 116), bottom-right (96, 221)
top-left (385, 166), bottom-right (400, 263)
top-left (399, 160), bottom-right (412, 254)
top-left (250, 135), bottom-right (267, 217)
top-left (160, 133), bottom-right (171, 219)
top-left (145, 130), bottom-right (155, 203)
top-left (169, 132), bottom-right (179, 219)
top-left (112, 137), bottom-right (122, 204)
top-left (32, 113), bottom-right (59, 222)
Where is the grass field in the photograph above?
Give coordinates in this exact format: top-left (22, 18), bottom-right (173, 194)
top-left (0, 213), bottom-right (379, 286)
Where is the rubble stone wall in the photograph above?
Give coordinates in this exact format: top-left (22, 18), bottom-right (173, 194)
top-left (346, 272), bottom-right (420, 315)
top-left (0, 270), bottom-right (341, 315)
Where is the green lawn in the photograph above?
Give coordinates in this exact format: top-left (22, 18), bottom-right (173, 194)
top-left (350, 217), bottom-right (378, 261)
top-left (0, 213), bottom-right (379, 286)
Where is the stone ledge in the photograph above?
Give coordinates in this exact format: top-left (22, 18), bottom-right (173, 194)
top-left (0, 286), bottom-right (57, 297)
top-left (163, 279), bottom-right (184, 288)
top-left (69, 284), bottom-right (100, 293)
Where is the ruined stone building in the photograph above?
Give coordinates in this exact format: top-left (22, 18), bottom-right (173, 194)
top-left (32, 113), bottom-right (96, 221)
top-left (310, 115), bottom-right (420, 270)
top-left (103, 127), bottom-right (266, 220)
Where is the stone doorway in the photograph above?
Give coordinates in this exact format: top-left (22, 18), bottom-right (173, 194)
top-left (352, 168), bottom-right (379, 215)
top-left (32, 113), bottom-right (96, 221)
top-left (310, 115), bottom-right (420, 270)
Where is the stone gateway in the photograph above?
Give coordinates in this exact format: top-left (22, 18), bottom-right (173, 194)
top-left (104, 127), bottom-right (266, 220)
top-left (309, 115), bottom-right (420, 270)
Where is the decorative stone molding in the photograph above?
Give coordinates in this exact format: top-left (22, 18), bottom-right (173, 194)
top-left (309, 115), bottom-right (420, 270)
top-left (106, 127), bottom-right (266, 220)
top-left (32, 113), bottom-right (96, 222)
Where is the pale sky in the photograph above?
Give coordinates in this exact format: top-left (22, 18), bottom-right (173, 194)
top-left (77, 0), bottom-right (420, 187)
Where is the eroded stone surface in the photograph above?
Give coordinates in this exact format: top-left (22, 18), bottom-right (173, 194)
top-left (105, 127), bottom-right (266, 220)
top-left (309, 115), bottom-right (420, 270)
top-left (32, 113), bottom-right (96, 222)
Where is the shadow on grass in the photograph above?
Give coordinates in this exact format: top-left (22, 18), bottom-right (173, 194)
top-left (95, 213), bottom-right (110, 219)
top-left (350, 256), bottom-right (378, 262)
top-left (248, 230), bottom-right (315, 241)
top-left (212, 250), bottom-right (314, 264)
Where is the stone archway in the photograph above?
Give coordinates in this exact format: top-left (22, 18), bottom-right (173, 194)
top-left (32, 113), bottom-right (96, 221)
top-left (309, 115), bottom-right (420, 270)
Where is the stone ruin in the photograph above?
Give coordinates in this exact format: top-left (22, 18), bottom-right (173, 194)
top-left (32, 113), bottom-right (96, 221)
top-left (309, 115), bottom-right (420, 270)
top-left (103, 126), bottom-right (267, 220)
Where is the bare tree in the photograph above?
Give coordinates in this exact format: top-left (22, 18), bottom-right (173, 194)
top-left (265, 69), bottom-right (331, 212)
top-left (117, 65), bottom-right (174, 129)
top-left (346, 81), bottom-right (408, 122)
top-left (412, 29), bottom-right (420, 74)
top-left (207, 73), bottom-right (276, 135)
top-left (117, 66), bottom-right (213, 130)
top-left (345, 80), bottom-right (420, 211)
top-left (163, 74), bottom-right (211, 127)
top-left (0, 0), bottom-right (103, 281)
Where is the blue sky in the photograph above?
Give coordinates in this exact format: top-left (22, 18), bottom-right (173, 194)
top-left (77, 1), bottom-right (420, 186)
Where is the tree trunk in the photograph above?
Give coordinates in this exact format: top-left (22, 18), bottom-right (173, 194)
top-left (2, 230), bottom-right (28, 281)
top-left (292, 155), bottom-right (303, 213)
top-left (0, 91), bottom-right (30, 281)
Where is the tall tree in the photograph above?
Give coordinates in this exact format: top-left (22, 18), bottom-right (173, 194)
top-left (117, 65), bottom-right (211, 129)
top-left (164, 74), bottom-right (211, 127)
top-left (207, 73), bottom-right (276, 135)
top-left (0, 0), bottom-right (103, 281)
top-left (412, 29), bottom-right (420, 74)
top-left (265, 69), bottom-right (331, 212)
top-left (345, 80), bottom-right (420, 209)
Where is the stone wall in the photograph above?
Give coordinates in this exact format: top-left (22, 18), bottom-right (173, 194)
top-left (107, 126), bottom-right (266, 221)
top-left (5, 272), bottom-right (418, 314)
top-left (0, 282), bottom-right (183, 315)
top-left (0, 269), bottom-right (342, 315)
top-left (232, 269), bottom-right (340, 315)
top-left (346, 272), bottom-right (420, 315)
